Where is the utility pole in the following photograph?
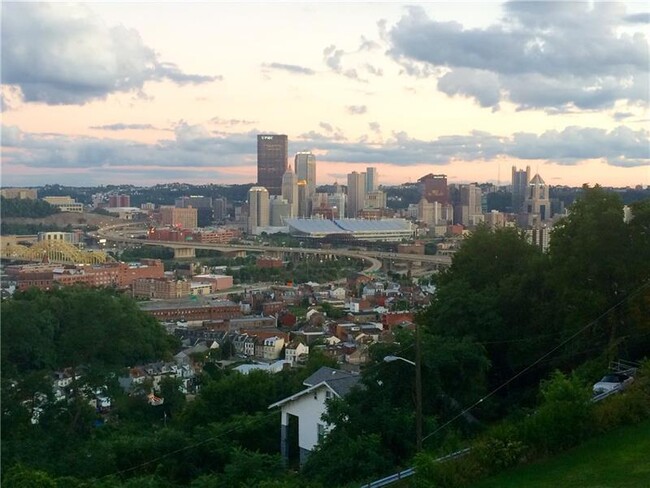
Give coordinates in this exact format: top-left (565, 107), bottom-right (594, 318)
top-left (415, 321), bottom-right (423, 452)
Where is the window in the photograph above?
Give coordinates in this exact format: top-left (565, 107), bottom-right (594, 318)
top-left (325, 390), bottom-right (332, 399)
top-left (317, 423), bottom-right (326, 443)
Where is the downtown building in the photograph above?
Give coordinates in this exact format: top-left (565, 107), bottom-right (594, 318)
top-left (248, 186), bottom-right (270, 234)
top-left (258, 134), bottom-right (288, 196)
top-left (295, 151), bottom-right (317, 198)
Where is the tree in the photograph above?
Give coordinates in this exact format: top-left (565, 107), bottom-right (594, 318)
top-left (548, 186), bottom-right (650, 361)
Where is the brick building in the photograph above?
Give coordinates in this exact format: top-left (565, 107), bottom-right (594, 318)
top-left (256, 257), bottom-right (283, 268)
top-left (133, 278), bottom-right (192, 299)
top-left (160, 207), bottom-right (198, 230)
top-left (12, 259), bottom-right (164, 291)
top-left (139, 299), bottom-right (241, 322)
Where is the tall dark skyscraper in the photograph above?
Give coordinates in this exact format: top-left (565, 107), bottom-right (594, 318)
top-left (257, 134), bottom-right (288, 196)
top-left (418, 173), bottom-right (449, 205)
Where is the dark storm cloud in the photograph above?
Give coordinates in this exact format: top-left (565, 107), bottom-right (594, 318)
top-left (4, 124), bottom-right (647, 173)
top-left (1, 3), bottom-right (220, 105)
top-left (262, 63), bottom-right (315, 75)
top-left (388, 3), bottom-right (649, 111)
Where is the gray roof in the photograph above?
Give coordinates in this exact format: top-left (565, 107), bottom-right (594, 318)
top-left (139, 298), bottom-right (237, 310)
top-left (286, 218), bottom-right (412, 236)
top-left (304, 366), bottom-right (359, 391)
top-left (269, 367), bottom-right (361, 409)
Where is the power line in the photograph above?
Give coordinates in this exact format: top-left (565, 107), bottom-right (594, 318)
top-left (422, 280), bottom-right (650, 443)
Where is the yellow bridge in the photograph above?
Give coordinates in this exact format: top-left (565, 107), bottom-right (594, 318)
top-left (1, 240), bottom-right (114, 265)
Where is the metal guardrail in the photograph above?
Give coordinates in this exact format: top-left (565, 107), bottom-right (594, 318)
top-left (360, 448), bottom-right (471, 488)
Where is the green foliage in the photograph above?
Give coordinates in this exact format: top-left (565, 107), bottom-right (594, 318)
top-left (413, 451), bottom-right (483, 488)
top-left (1, 196), bottom-right (60, 218)
top-left (2, 287), bottom-right (175, 376)
top-left (1, 222), bottom-right (76, 235)
top-left (548, 186), bottom-right (650, 360)
top-left (302, 432), bottom-right (392, 486)
top-left (472, 428), bottom-right (528, 474)
top-left (120, 246), bottom-right (174, 261)
top-left (2, 464), bottom-right (58, 488)
top-left (520, 371), bottom-right (593, 455)
top-left (219, 448), bottom-right (285, 488)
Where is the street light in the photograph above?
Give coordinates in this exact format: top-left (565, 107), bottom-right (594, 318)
top-left (383, 324), bottom-right (423, 452)
top-left (383, 355), bottom-right (415, 366)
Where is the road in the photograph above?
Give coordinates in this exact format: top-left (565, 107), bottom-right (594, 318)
top-left (96, 224), bottom-right (451, 274)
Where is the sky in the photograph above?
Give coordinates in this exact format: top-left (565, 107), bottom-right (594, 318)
top-left (1, 1), bottom-right (649, 188)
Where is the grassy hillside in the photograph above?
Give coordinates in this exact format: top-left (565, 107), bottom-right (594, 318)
top-left (471, 419), bottom-right (650, 488)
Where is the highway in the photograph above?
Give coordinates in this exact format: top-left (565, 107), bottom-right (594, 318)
top-left (96, 224), bottom-right (451, 274)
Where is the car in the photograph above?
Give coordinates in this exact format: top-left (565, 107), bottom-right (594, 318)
top-left (592, 373), bottom-right (634, 395)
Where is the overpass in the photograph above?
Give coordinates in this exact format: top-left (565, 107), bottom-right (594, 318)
top-left (96, 224), bottom-right (452, 274)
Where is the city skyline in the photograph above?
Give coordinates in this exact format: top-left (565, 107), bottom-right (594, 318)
top-left (2, 2), bottom-right (649, 188)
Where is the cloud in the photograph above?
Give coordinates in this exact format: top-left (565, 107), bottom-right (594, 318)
top-left (624, 13), bottom-right (650, 24)
top-left (613, 112), bottom-right (634, 121)
top-left (347, 105), bottom-right (367, 115)
top-left (262, 62), bottom-right (315, 75)
top-left (1, 3), bottom-right (220, 105)
top-left (322, 44), bottom-right (367, 81)
top-left (359, 36), bottom-right (381, 51)
top-left (319, 122), bottom-right (334, 132)
top-left (369, 122), bottom-right (381, 134)
top-left (323, 45), bottom-right (345, 71)
top-left (365, 64), bottom-right (384, 76)
top-left (211, 117), bottom-right (256, 126)
top-left (388, 3), bottom-right (649, 111)
top-left (5, 124), bottom-right (646, 177)
top-left (90, 123), bottom-right (157, 131)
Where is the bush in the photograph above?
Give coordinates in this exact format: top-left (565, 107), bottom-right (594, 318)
top-left (413, 451), bottom-right (484, 488)
top-left (519, 371), bottom-right (593, 455)
top-left (472, 423), bottom-right (529, 474)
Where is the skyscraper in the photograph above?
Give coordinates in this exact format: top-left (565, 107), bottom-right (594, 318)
top-left (525, 174), bottom-right (551, 221)
top-left (295, 152), bottom-right (316, 197)
top-left (512, 165), bottom-right (531, 213)
top-left (347, 171), bottom-right (366, 218)
top-left (418, 174), bottom-right (449, 205)
top-left (257, 134), bottom-right (288, 196)
top-left (270, 196), bottom-right (291, 226)
top-left (248, 186), bottom-right (270, 233)
top-left (297, 180), bottom-right (309, 218)
top-left (281, 168), bottom-right (299, 217)
top-left (365, 167), bottom-right (378, 192)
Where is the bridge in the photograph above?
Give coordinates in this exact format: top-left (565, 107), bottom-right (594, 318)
top-left (1, 240), bottom-right (115, 265)
top-left (97, 224), bottom-right (451, 274)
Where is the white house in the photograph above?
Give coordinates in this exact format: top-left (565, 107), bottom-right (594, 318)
top-left (285, 341), bottom-right (309, 365)
top-left (268, 367), bottom-right (360, 465)
top-left (329, 287), bottom-right (346, 300)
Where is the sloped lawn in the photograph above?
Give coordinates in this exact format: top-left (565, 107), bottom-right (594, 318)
top-left (472, 420), bottom-right (650, 488)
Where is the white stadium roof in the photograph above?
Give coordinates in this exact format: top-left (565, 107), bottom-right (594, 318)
top-left (285, 218), bottom-right (414, 241)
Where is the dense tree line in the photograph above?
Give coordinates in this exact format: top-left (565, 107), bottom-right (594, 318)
top-left (1, 196), bottom-right (60, 218)
top-left (1, 222), bottom-right (74, 236)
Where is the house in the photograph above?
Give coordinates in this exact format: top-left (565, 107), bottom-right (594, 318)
top-left (329, 287), bottom-right (346, 300)
top-left (285, 341), bottom-right (309, 365)
top-left (262, 336), bottom-right (285, 360)
top-left (268, 367), bottom-right (360, 465)
top-left (234, 360), bottom-right (291, 375)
